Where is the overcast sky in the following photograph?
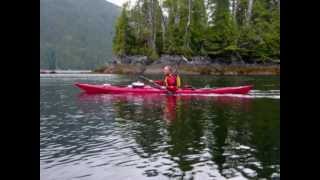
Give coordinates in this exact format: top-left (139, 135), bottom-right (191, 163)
top-left (106, 0), bottom-right (137, 7)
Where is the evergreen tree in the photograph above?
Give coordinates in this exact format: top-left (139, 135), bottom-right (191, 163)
top-left (112, 3), bottom-right (135, 56)
top-left (163, 0), bottom-right (184, 54)
top-left (112, 0), bottom-right (280, 62)
top-left (238, 0), bottom-right (280, 61)
top-left (190, 0), bottom-right (207, 55)
top-left (205, 0), bottom-right (239, 60)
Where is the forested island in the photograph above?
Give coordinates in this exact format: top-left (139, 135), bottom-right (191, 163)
top-left (39, 0), bottom-right (279, 75)
top-left (95, 0), bottom-right (279, 75)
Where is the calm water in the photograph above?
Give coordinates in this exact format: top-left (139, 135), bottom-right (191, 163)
top-left (40, 74), bottom-right (280, 180)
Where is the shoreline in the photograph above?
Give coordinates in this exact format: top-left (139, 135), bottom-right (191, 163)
top-left (41, 55), bottom-right (280, 76)
top-left (93, 64), bottom-right (280, 76)
top-left (93, 55), bottom-right (280, 75)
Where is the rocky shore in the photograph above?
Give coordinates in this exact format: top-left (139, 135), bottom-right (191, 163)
top-left (93, 55), bottom-right (280, 75)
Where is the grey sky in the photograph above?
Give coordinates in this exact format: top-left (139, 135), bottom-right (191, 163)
top-left (106, 0), bottom-right (137, 7)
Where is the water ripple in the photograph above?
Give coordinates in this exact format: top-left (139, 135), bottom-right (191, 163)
top-left (41, 75), bottom-right (279, 180)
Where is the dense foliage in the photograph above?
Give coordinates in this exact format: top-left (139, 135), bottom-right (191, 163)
top-left (40, 0), bottom-right (120, 69)
top-left (113, 0), bottom-right (280, 63)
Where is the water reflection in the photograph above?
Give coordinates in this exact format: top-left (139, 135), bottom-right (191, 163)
top-left (76, 93), bottom-right (278, 179)
top-left (41, 76), bottom-right (279, 179)
top-left (77, 93), bottom-right (253, 123)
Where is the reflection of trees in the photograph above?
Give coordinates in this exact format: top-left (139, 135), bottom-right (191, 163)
top-left (205, 98), bottom-right (279, 179)
top-left (76, 93), bottom-right (279, 178)
top-left (215, 108), bottom-right (257, 179)
top-left (109, 95), bottom-right (208, 175)
top-left (110, 95), bottom-right (207, 174)
top-left (111, 95), bottom-right (166, 158)
top-left (165, 97), bottom-right (206, 174)
top-left (247, 99), bottom-right (280, 179)
top-left (207, 105), bottom-right (229, 176)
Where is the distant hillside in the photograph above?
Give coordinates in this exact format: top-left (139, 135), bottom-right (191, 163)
top-left (40, 0), bottom-right (120, 69)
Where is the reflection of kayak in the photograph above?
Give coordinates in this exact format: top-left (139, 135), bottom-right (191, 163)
top-left (77, 93), bottom-right (252, 122)
top-left (75, 83), bottom-right (253, 95)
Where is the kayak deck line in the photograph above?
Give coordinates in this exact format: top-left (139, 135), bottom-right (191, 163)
top-left (75, 83), bottom-right (253, 95)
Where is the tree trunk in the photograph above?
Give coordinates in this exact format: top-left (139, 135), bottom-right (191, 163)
top-left (184, 0), bottom-right (192, 49)
top-left (188, 0), bottom-right (191, 28)
top-left (246, 0), bottom-right (254, 25)
top-left (148, 0), bottom-right (156, 51)
top-left (232, 0), bottom-right (237, 18)
top-left (153, 0), bottom-right (156, 50)
top-left (174, 1), bottom-right (179, 25)
top-left (155, 0), bottom-right (166, 45)
top-left (136, 0), bottom-right (143, 36)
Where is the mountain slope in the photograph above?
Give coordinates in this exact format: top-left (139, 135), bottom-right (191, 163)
top-left (40, 0), bottom-right (120, 69)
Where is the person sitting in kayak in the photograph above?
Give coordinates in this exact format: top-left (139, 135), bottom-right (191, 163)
top-left (151, 65), bottom-right (181, 91)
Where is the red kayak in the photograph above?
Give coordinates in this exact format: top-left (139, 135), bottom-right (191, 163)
top-left (75, 83), bottom-right (253, 95)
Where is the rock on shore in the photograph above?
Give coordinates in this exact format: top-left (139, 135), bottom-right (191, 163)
top-left (94, 55), bottom-right (280, 75)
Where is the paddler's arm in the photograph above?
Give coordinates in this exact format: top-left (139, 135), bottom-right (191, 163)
top-left (150, 80), bottom-right (164, 86)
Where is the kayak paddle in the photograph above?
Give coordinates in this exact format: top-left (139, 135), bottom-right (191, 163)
top-left (138, 75), bottom-right (173, 95)
top-left (138, 75), bottom-right (163, 89)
